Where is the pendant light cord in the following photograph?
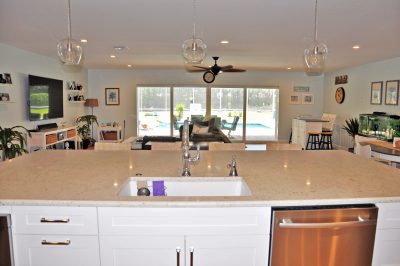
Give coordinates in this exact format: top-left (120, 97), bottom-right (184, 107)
top-left (192, 0), bottom-right (197, 39)
top-left (67, 0), bottom-right (72, 41)
top-left (314, 0), bottom-right (318, 42)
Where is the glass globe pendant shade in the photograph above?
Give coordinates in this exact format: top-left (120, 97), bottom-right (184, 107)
top-left (182, 37), bottom-right (207, 64)
top-left (57, 38), bottom-right (83, 65)
top-left (304, 40), bottom-right (328, 72)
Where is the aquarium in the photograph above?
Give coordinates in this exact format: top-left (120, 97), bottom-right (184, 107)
top-left (359, 113), bottom-right (400, 141)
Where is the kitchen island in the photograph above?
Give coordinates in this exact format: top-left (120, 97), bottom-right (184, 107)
top-left (0, 150), bottom-right (399, 266)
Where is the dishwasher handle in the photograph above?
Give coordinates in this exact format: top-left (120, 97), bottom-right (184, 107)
top-left (279, 216), bottom-right (376, 229)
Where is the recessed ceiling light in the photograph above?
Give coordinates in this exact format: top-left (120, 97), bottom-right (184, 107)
top-left (220, 40), bottom-right (229, 44)
top-left (80, 39), bottom-right (88, 43)
top-left (127, 64), bottom-right (132, 68)
top-left (113, 45), bottom-right (126, 51)
top-left (352, 45), bottom-right (360, 50)
top-left (287, 67), bottom-right (292, 70)
top-left (110, 54), bottom-right (116, 58)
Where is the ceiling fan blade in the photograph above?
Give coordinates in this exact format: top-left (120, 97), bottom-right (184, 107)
top-left (222, 68), bottom-right (246, 72)
top-left (185, 65), bottom-right (210, 72)
top-left (220, 65), bottom-right (233, 70)
top-left (192, 66), bottom-right (210, 70)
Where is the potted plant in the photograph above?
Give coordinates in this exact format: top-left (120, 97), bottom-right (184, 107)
top-left (75, 115), bottom-right (98, 149)
top-left (342, 118), bottom-right (359, 151)
top-left (0, 126), bottom-right (31, 161)
top-left (175, 104), bottom-right (185, 120)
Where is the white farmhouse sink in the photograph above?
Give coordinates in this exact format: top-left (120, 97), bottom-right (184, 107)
top-left (118, 176), bottom-right (252, 197)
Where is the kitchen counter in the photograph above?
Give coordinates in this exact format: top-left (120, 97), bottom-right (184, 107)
top-left (0, 150), bottom-right (399, 207)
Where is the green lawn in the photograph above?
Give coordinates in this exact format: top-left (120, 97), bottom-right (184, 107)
top-left (30, 108), bottom-right (49, 119)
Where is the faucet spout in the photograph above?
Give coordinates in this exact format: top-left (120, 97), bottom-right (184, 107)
top-left (181, 120), bottom-right (200, 176)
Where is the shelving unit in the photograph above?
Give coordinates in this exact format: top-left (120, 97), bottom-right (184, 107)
top-left (67, 81), bottom-right (85, 103)
top-left (27, 125), bottom-right (78, 151)
top-left (98, 126), bottom-right (122, 142)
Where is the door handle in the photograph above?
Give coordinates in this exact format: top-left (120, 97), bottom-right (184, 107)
top-left (189, 247), bottom-right (194, 266)
top-left (176, 247), bottom-right (180, 266)
top-left (41, 239), bottom-right (71, 245)
top-left (279, 216), bottom-right (377, 229)
top-left (40, 217), bottom-right (70, 223)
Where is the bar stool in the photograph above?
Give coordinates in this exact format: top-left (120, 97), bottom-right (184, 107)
top-left (319, 132), bottom-right (333, 150)
top-left (306, 132), bottom-right (320, 150)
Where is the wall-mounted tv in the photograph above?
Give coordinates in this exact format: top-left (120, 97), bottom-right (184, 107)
top-left (29, 75), bottom-right (63, 121)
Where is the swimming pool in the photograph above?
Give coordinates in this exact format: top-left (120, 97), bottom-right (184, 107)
top-left (156, 122), bottom-right (270, 129)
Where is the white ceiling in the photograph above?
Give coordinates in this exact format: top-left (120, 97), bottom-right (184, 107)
top-left (0, 0), bottom-right (399, 72)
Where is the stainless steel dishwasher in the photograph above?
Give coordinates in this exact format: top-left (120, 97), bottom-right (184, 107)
top-left (269, 205), bottom-right (378, 266)
top-left (0, 215), bottom-right (13, 266)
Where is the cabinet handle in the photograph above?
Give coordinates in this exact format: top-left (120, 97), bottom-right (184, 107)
top-left (189, 247), bottom-right (194, 266)
top-left (40, 217), bottom-right (70, 223)
top-left (41, 239), bottom-right (71, 246)
top-left (176, 248), bottom-right (181, 266)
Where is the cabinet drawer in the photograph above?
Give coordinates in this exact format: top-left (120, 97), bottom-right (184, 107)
top-left (14, 235), bottom-right (100, 266)
top-left (45, 134), bottom-right (57, 144)
top-left (67, 129), bottom-right (76, 138)
top-left (13, 206), bottom-right (98, 235)
top-left (98, 207), bottom-right (270, 236)
top-left (376, 203), bottom-right (400, 229)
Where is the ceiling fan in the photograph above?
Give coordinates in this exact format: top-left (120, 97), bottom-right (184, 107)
top-left (187, 56), bottom-right (246, 83)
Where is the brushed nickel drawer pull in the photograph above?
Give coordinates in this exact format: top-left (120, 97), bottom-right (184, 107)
top-left (40, 217), bottom-right (70, 223)
top-left (41, 239), bottom-right (71, 245)
top-left (176, 247), bottom-right (181, 266)
top-left (189, 247), bottom-right (194, 266)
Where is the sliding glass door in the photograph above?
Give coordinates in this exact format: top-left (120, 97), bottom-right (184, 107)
top-left (137, 87), bottom-right (170, 136)
top-left (246, 88), bottom-right (279, 141)
top-left (137, 86), bottom-right (279, 140)
top-left (172, 87), bottom-right (207, 136)
top-left (211, 88), bottom-right (244, 139)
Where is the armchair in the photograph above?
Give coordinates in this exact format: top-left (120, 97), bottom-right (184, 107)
top-left (221, 116), bottom-right (240, 137)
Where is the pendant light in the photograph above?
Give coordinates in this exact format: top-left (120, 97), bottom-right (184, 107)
top-left (57, 0), bottom-right (83, 65)
top-left (304, 0), bottom-right (328, 74)
top-left (182, 0), bottom-right (207, 64)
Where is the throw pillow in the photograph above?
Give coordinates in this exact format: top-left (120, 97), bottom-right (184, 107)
top-left (192, 123), bottom-right (209, 135)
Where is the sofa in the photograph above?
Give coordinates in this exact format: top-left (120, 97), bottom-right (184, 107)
top-left (141, 121), bottom-right (230, 150)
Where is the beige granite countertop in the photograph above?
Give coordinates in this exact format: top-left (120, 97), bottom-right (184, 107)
top-left (0, 150), bottom-right (399, 207)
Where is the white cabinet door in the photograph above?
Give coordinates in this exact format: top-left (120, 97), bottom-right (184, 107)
top-left (373, 203), bottom-right (400, 266)
top-left (14, 235), bottom-right (100, 266)
top-left (185, 235), bottom-right (269, 266)
top-left (373, 229), bottom-right (400, 266)
top-left (100, 236), bottom-right (184, 266)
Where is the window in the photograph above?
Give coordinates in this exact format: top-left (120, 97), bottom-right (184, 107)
top-left (211, 88), bottom-right (244, 139)
top-left (137, 87), bottom-right (170, 136)
top-left (246, 88), bottom-right (279, 141)
top-left (137, 86), bottom-right (279, 141)
top-left (173, 87), bottom-right (206, 136)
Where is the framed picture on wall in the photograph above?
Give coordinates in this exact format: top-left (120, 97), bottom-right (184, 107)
top-left (105, 88), bottom-right (120, 105)
top-left (301, 93), bottom-right (314, 105)
top-left (370, 81), bottom-right (383, 105)
top-left (385, 80), bottom-right (399, 105)
top-left (289, 93), bottom-right (301, 104)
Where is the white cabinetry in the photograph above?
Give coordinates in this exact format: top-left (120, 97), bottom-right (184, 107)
top-left (98, 207), bottom-right (270, 266)
top-left (291, 118), bottom-right (324, 149)
top-left (373, 203), bottom-right (400, 266)
top-left (12, 206), bottom-right (100, 266)
top-left (28, 126), bottom-right (78, 151)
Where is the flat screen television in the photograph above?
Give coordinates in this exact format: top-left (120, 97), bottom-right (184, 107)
top-left (29, 75), bottom-right (63, 121)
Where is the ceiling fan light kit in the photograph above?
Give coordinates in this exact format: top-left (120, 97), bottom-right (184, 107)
top-left (182, 0), bottom-right (207, 64)
top-left (304, 0), bottom-right (328, 75)
top-left (57, 0), bottom-right (83, 65)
